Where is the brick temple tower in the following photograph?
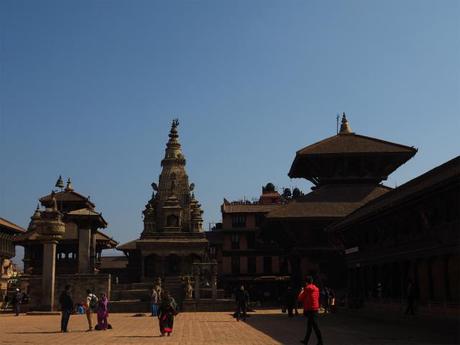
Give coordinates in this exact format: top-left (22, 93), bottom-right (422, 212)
top-left (119, 120), bottom-right (208, 282)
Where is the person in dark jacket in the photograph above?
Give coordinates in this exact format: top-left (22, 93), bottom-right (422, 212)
top-left (284, 286), bottom-right (298, 317)
top-left (235, 285), bottom-right (250, 321)
top-left (12, 288), bottom-right (22, 316)
top-left (298, 276), bottom-right (323, 345)
top-left (59, 285), bottom-right (74, 332)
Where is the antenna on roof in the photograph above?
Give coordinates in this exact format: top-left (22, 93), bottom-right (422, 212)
top-left (336, 113), bottom-right (340, 134)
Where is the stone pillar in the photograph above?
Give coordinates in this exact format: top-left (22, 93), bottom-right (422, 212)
top-left (78, 228), bottom-right (91, 273)
top-left (89, 232), bottom-right (97, 272)
top-left (140, 255), bottom-right (145, 282)
top-left (211, 274), bottom-right (217, 301)
top-left (41, 241), bottom-right (57, 311)
top-left (194, 267), bottom-right (200, 301)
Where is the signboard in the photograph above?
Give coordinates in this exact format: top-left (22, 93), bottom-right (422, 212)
top-left (345, 246), bottom-right (359, 254)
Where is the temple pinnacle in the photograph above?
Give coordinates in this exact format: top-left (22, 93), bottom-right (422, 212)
top-left (339, 112), bottom-right (353, 134)
top-left (55, 175), bottom-right (64, 190)
top-left (65, 177), bottom-right (74, 192)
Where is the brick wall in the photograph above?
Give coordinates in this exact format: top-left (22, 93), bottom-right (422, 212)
top-left (20, 273), bottom-right (111, 311)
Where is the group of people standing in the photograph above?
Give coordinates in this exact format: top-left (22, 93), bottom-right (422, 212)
top-left (58, 285), bottom-right (109, 333)
top-left (151, 287), bottom-right (178, 336)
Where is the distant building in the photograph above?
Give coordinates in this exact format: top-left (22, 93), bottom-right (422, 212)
top-left (0, 218), bottom-right (25, 297)
top-left (207, 183), bottom-right (290, 302)
top-left (263, 114), bottom-right (417, 289)
top-left (118, 120), bottom-right (208, 283)
top-left (327, 156), bottom-right (460, 308)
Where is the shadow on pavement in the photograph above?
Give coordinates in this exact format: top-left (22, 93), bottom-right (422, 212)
top-left (243, 309), bottom-right (460, 345)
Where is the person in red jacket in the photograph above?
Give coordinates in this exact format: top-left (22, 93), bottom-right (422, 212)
top-left (298, 276), bottom-right (323, 345)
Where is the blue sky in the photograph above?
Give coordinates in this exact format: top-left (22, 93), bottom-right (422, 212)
top-left (1, 0), bottom-right (459, 261)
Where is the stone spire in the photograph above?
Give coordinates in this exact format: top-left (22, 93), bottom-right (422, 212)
top-left (141, 119), bottom-right (204, 237)
top-left (339, 112), bottom-right (353, 134)
top-left (162, 119), bottom-right (185, 166)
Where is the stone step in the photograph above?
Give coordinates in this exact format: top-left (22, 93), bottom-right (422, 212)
top-left (115, 289), bottom-right (151, 302)
top-left (109, 300), bottom-right (151, 313)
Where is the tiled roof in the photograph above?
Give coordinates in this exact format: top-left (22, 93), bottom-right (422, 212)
top-left (100, 256), bottom-right (128, 269)
top-left (266, 184), bottom-right (391, 219)
top-left (0, 218), bottom-right (26, 233)
top-left (40, 190), bottom-right (95, 207)
top-left (66, 208), bottom-right (108, 227)
top-left (296, 133), bottom-right (416, 155)
top-left (327, 156), bottom-right (460, 231)
top-left (222, 203), bottom-right (281, 214)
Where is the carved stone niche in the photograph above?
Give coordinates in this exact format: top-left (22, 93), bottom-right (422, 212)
top-left (163, 197), bottom-right (182, 232)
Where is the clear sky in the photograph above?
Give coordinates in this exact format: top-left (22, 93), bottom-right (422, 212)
top-left (1, 0), bottom-right (459, 262)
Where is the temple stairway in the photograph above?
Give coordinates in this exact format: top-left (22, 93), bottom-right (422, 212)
top-left (109, 276), bottom-right (185, 313)
top-left (109, 282), bottom-right (152, 313)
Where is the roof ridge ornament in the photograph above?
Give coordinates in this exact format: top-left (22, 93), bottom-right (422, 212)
top-left (339, 112), bottom-right (353, 134)
top-left (55, 175), bottom-right (64, 190)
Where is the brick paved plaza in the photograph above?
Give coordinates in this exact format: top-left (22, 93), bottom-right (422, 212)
top-left (1, 309), bottom-right (458, 345)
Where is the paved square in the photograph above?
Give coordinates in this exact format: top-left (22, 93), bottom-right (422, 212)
top-left (0, 310), bottom-right (458, 345)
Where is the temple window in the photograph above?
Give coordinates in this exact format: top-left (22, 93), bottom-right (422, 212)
top-left (232, 215), bottom-right (246, 228)
top-left (231, 256), bottom-right (240, 274)
top-left (231, 233), bottom-right (240, 249)
top-left (248, 257), bottom-right (256, 274)
top-left (167, 215), bottom-right (179, 227)
top-left (263, 256), bottom-right (272, 274)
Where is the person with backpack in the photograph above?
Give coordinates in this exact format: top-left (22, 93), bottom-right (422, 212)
top-left (59, 285), bottom-right (74, 333)
top-left (298, 276), bottom-right (324, 345)
top-left (158, 290), bottom-right (177, 337)
top-left (85, 289), bottom-right (98, 331)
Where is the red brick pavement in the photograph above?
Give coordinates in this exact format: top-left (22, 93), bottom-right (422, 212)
top-left (1, 309), bottom-right (458, 345)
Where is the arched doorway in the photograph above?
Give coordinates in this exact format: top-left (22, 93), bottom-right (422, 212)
top-left (166, 254), bottom-right (181, 276)
top-left (145, 254), bottom-right (159, 278)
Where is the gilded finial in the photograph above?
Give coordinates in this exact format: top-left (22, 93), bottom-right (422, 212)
top-left (339, 112), bottom-right (353, 134)
top-left (65, 177), bottom-right (74, 192)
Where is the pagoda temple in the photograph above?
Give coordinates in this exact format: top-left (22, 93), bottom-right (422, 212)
top-left (118, 120), bottom-right (208, 282)
top-left (263, 114), bottom-right (417, 289)
top-left (16, 177), bottom-right (117, 276)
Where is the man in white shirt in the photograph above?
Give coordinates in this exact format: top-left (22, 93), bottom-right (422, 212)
top-left (85, 289), bottom-right (98, 331)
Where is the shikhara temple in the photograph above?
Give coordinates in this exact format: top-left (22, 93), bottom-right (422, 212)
top-left (118, 119), bottom-right (208, 283)
top-left (2, 115), bottom-right (458, 314)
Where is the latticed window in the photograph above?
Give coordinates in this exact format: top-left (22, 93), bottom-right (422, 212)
top-left (231, 256), bottom-right (240, 274)
top-left (232, 215), bottom-right (246, 228)
top-left (231, 233), bottom-right (240, 249)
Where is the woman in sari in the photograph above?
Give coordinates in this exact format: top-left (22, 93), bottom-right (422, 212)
top-left (158, 290), bottom-right (177, 336)
top-left (96, 292), bottom-right (109, 330)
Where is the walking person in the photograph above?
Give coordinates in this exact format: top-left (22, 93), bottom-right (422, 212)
top-left (151, 287), bottom-right (159, 317)
top-left (96, 292), bottom-right (109, 330)
top-left (235, 285), bottom-right (249, 321)
top-left (158, 290), bottom-right (177, 337)
top-left (59, 285), bottom-right (74, 333)
top-left (298, 276), bottom-right (323, 345)
top-left (284, 286), bottom-right (297, 318)
top-left (405, 280), bottom-right (416, 315)
top-left (85, 289), bottom-right (98, 331)
top-left (12, 288), bottom-right (22, 316)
